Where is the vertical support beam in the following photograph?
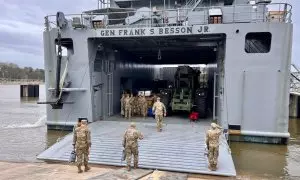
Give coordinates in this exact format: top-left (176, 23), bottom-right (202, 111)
top-left (213, 73), bottom-right (217, 120)
top-left (289, 94), bottom-right (298, 118)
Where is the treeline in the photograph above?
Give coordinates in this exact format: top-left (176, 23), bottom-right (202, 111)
top-left (0, 63), bottom-right (45, 81)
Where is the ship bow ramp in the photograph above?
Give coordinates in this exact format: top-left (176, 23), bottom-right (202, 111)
top-left (38, 119), bottom-right (236, 177)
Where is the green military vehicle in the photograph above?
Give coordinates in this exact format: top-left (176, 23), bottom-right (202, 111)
top-left (171, 66), bottom-right (200, 112)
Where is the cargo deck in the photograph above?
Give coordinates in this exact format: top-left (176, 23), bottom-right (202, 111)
top-left (37, 116), bottom-right (236, 177)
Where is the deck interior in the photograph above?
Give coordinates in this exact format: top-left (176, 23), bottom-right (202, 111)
top-left (37, 116), bottom-right (236, 177)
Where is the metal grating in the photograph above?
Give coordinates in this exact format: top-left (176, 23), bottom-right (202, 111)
top-left (37, 118), bottom-right (236, 176)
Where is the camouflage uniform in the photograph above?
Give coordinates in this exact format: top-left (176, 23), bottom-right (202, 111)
top-left (124, 95), bottom-right (132, 119)
top-left (131, 96), bottom-right (138, 116)
top-left (152, 98), bottom-right (166, 132)
top-left (73, 122), bottom-right (91, 173)
top-left (137, 95), bottom-right (143, 116)
top-left (120, 94), bottom-right (125, 116)
top-left (123, 123), bottom-right (144, 171)
top-left (140, 96), bottom-right (148, 117)
top-left (205, 123), bottom-right (222, 171)
top-left (129, 94), bottom-right (136, 116)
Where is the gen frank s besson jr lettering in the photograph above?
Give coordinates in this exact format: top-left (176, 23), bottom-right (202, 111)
top-left (97, 26), bottom-right (209, 37)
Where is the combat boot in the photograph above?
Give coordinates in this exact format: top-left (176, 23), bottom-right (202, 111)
top-left (134, 163), bottom-right (138, 169)
top-left (84, 165), bottom-right (91, 172)
top-left (77, 166), bottom-right (83, 173)
top-left (126, 165), bottom-right (131, 171)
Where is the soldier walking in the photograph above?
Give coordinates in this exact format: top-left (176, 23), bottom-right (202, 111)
top-left (73, 119), bottom-right (91, 173)
top-left (124, 94), bottom-right (132, 119)
top-left (205, 123), bottom-right (222, 171)
top-left (152, 97), bottom-right (166, 132)
top-left (123, 122), bottom-right (144, 171)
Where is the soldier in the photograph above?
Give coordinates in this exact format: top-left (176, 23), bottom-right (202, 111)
top-left (152, 97), bottom-right (166, 132)
top-left (205, 123), bottom-right (222, 171)
top-left (122, 122), bottom-right (144, 171)
top-left (129, 94), bottom-right (135, 117)
top-left (73, 118), bottom-right (82, 132)
top-left (124, 94), bottom-right (132, 119)
top-left (120, 93), bottom-right (125, 116)
top-left (73, 119), bottom-right (91, 173)
top-left (140, 95), bottom-right (148, 118)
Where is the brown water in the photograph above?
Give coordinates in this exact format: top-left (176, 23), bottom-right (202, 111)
top-left (0, 85), bottom-right (299, 179)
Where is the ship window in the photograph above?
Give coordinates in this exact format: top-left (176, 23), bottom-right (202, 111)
top-left (209, 16), bottom-right (222, 24)
top-left (245, 32), bottom-right (272, 53)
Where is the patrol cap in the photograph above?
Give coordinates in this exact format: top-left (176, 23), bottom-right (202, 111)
top-left (211, 123), bottom-right (217, 129)
top-left (130, 122), bottom-right (136, 128)
top-left (81, 119), bottom-right (88, 124)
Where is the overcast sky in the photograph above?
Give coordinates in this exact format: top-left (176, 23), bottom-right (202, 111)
top-left (0, 0), bottom-right (298, 68)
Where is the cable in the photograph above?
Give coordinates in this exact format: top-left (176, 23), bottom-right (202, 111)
top-left (57, 62), bottom-right (90, 142)
top-left (223, 64), bottom-right (231, 151)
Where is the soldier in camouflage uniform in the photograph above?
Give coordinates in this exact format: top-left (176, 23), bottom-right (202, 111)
top-left (120, 93), bottom-right (125, 116)
top-left (124, 94), bottom-right (132, 119)
top-left (123, 122), bottom-right (144, 171)
top-left (73, 119), bottom-right (91, 173)
top-left (140, 95), bottom-right (148, 118)
top-left (205, 123), bottom-right (222, 171)
top-left (152, 97), bottom-right (166, 132)
top-left (129, 94), bottom-right (136, 116)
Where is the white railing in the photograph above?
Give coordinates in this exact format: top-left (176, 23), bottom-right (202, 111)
top-left (44, 3), bottom-right (292, 31)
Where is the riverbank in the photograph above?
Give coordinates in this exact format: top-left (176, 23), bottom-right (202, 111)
top-left (0, 161), bottom-right (237, 180)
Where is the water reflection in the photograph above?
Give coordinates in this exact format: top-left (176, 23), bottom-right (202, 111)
top-left (231, 142), bottom-right (288, 178)
top-left (230, 118), bottom-right (300, 179)
top-left (286, 118), bottom-right (300, 178)
top-left (47, 130), bottom-right (70, 148)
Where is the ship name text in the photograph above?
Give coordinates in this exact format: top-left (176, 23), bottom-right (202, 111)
top-left (97, 25), bottom-right (209, 37)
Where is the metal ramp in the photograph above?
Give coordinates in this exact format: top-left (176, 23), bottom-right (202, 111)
top-left (37, 118), bottom-right (236, 177)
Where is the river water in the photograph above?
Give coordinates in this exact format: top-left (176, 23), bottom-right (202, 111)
top-left (0, 85), bottom-right (299, 179)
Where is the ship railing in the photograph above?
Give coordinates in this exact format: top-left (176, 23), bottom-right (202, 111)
top-left (44, 3), bottom-right (292, 31)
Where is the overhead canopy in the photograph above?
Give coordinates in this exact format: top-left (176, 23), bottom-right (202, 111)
top-left (96, 34), bottom-right (225, 64)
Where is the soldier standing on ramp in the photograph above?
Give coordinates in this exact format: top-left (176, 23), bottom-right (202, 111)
top-left (123, 122), bottom-right (144, 171)
top-left (205, 123), bottom-right (222, 171)
top-left (124, 94), bottom-right (132, 119)
top-left (73, 119), bottom-right (92, 173)
top-left (152, 97), bottom-right (166, 132)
